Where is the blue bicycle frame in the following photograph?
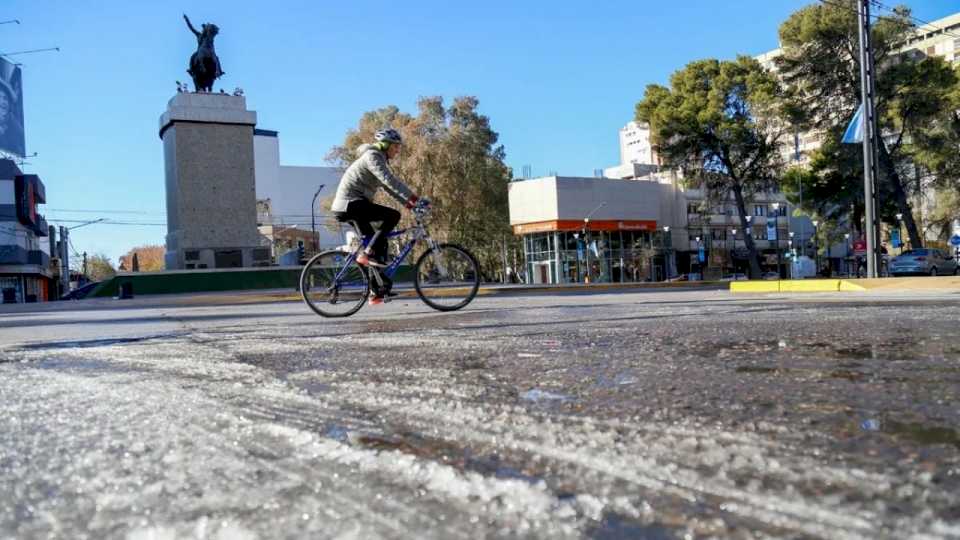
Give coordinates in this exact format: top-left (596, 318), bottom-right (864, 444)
top-left (331, 227), bottom-right (418, 285)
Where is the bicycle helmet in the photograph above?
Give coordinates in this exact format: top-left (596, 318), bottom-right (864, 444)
top-left (374, 128), bottom-right (403, 145)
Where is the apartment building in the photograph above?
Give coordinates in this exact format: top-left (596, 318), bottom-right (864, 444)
top-left (0, 159), bottom-right (53, 303)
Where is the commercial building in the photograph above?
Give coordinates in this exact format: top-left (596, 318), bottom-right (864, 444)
top-left (0, 159), bottom-right (53, 303)
top-left (509, 175), bottom-right (684, 284)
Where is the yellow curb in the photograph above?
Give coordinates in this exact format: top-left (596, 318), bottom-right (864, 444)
top-left (778, 279), bottom-right (841, 293)
top-left (730, 281), bottom-right (780, 293)
top-left (840, 277), bottom-right (960, 290)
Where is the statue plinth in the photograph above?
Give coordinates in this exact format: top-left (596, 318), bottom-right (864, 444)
top-left (160, 93), bottom-right (267, 270)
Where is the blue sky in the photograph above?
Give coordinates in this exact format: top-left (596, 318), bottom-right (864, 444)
top-left (4, 0), bottom-right (958, 265)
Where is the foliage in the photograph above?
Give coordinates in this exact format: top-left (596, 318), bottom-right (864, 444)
top-left (119, 245), bottom-right (165, 272)
top-left (775, 0), bottom-right (960, 248)
top-left (327, 96), bottom-right (515, 278)
top-left (635, 56), bottom-right (789, 278)
top-left (86, 253), bottom-right (116, 282)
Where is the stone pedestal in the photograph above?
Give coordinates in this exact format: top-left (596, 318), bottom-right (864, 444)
top-left (160, 93), bottom-right (268, 270)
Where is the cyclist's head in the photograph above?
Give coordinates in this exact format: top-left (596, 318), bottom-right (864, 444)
top-left (373, 128), bottom-right (402, 159)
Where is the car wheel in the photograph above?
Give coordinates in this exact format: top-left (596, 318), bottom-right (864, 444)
top-left (930, 267), bottom-right (938, 277)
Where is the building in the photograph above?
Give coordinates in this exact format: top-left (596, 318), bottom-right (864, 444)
top-left (508, 175), bottom-right (685, 284)
top-left (253, 130), bottom-right (343, 261)
top-left (618, 121), bottom-right (659, 166)
top-left (0, 159), bottom-right (53, 303)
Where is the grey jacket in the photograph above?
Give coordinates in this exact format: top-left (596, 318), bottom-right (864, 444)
top-left (330, 144), bottom-right (415, 213)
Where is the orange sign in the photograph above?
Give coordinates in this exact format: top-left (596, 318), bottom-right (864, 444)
top-left (512, 219), bottom-right (658, 235)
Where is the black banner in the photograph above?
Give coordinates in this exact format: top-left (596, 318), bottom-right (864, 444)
top-left (0, 57), bottom-right (25, 158)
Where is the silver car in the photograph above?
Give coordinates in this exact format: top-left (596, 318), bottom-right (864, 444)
top-left (889, 248), bottom-right (959, 276)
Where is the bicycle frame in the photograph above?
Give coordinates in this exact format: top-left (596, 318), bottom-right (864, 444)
top-left (331, 211), bottom-right (437, 285)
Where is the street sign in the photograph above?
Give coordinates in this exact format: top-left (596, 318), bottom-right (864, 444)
top-left (698, 245), bottom-right (706, 263)
top-left (890, 230), bottom-right (901, 248)
top-left (951, 235), bottom-right (960, 247)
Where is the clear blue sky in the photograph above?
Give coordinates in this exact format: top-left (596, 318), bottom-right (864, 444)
top-left (4, 0), bottom-right (958, 265)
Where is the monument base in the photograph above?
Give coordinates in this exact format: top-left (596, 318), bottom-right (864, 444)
top-left (160, 93), bottom-right (263, 270)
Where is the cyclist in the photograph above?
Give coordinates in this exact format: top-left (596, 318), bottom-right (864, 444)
top-left (330, 128), bottom-right (428, 304)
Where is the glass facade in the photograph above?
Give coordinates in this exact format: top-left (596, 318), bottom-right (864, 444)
top-left (522, 230), bottom-right (671, 284)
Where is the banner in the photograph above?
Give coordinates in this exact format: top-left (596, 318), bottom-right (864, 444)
top-left (0, 57), bottom-right (25, 157)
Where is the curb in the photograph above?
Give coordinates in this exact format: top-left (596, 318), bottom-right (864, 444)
top-left (730, 276), bottom-right (960, 294)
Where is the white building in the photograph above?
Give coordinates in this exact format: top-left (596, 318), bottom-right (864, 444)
top-left (618, 121), bottom-right (658, 166)
top-left (253, 130), bottom-right (344, 257)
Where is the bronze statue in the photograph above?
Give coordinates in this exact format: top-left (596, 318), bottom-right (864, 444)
top-left (184, 14), bottom-right (224, 93)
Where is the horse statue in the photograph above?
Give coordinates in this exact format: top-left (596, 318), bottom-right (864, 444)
top-left (184, 14), bottom-right (224, 92)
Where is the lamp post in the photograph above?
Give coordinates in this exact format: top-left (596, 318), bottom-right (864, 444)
top-left (730, 228), bottom-right (737, 277)
top-left (811, 219), bottom-right (820, 274)
top-left (895, 212), bottom-right (904, 253)
top-left (772, 202), bottom-right (782, 277)
top-left (695, 235), bottom-right (702, 279)
top-left (844, 233), bottom-right (851, 275)
top-left (310, 183), bottom-right (326, 252)
top-left (663, 225), bottom-right (672, 280)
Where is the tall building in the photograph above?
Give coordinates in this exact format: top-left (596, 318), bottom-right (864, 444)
top-left (618, 121), bottom-right (658, 166)
top-left (0, 159), bottom-right (53, 303)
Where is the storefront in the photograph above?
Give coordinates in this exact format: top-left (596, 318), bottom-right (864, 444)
top-left (509, 175), bottom-right (686, 284)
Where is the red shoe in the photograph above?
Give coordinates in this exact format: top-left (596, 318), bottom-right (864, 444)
top-left (368, 295), bottom-right (384, 306)
top-left (356, 252), bottom-right (386, 268)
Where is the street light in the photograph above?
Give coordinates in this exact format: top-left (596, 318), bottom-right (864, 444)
top-left (730, 228), bottom-right (737, 277)
top-left (582, 202), bottom-right (606, 284)
top-left (895, 212), bottom-right (904, 253)
top-left (310, 183), bottom-right (326, 252)
top-left (662, 226), bottom-right (672, 280)
top-left (811, 219), bottom-right (820, 273)
top-left (844, 233), bottom-right (851, 276)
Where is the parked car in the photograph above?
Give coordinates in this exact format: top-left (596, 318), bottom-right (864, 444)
top-left (889, 249), bottom-right (958, 276)
top-left (761, 272), bottom-right (780, 280)
top-left (719, 273), bottom-right (748, 282)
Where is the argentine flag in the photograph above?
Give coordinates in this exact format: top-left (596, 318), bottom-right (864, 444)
top-left (842, 104), bottom-right (865, 144)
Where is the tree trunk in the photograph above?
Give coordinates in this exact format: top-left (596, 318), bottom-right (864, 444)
top-left (732, 185), bottom-right (763, 279)
top-left (877, 142), bottom-right (922, 248)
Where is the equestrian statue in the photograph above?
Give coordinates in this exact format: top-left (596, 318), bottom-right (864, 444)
top-left (183, 14), bottom-right (224, 92)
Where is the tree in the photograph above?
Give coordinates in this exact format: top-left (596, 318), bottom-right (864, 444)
top-left (327, 96), bottom-right (514, 278)
top-left (86, 254), bottom-right (116, 282)
top-left (776, 0), bottom-right (960, 249)
top-left (636, 56), bottom-right (790, 278)
top-left (119, 245), bottom-right (165, 272)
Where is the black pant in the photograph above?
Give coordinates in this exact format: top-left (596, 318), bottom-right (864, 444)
top-left (335, 199), bottom-right (400, 261)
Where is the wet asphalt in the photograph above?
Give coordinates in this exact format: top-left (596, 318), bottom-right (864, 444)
top-left (1, 288), bottom-right (959, 539)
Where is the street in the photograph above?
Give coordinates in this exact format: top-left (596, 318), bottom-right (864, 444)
top-left (2, 288), bottom-right (959, 539)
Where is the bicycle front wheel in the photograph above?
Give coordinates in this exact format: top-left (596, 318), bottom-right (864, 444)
top-left (414, 243), bottom-right (480, 312)
top-left (300, 250), bottom-right (370, 318)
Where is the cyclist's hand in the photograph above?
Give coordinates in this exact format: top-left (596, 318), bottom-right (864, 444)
top-left (415, 197), bottom-right (431, 210)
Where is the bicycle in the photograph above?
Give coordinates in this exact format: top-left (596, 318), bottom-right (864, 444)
top-left (299, 204), bottom-right (481, 318)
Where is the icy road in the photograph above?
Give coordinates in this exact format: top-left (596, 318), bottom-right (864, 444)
top-left (1, 289), bottom-right (959, 539)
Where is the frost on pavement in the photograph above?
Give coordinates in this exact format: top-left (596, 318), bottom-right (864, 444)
top-left (1, 292), bottom-right (959, 539)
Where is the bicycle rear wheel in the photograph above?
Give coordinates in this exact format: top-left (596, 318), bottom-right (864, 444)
top-left (300, 250), bottom-right (370, 318)
top-left (414, 243), bottom-right (480, 312)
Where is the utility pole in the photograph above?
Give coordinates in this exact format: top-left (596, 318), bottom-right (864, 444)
top-left (82, 251), bottom-right (88, 282)
top-left (857, 0), bottom-right (881, 278)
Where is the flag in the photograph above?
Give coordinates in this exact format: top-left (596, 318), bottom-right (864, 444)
top-left (842, 104), bottom-right (865, 144)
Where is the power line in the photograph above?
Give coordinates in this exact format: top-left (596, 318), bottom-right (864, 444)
top-left (46, 208), bottom-right (159, 215)
top-left (868, 0), bottom-right (960, 41)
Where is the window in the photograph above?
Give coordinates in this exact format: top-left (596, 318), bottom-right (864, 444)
top-left (753, 205), bottom-right (765, 217)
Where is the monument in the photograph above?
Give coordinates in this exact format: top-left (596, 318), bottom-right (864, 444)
top-left (160, 15), bottom-right (266, 270)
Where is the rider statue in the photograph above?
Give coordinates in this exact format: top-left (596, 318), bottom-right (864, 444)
top-left (183, 14), bottom-right (224, 93)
